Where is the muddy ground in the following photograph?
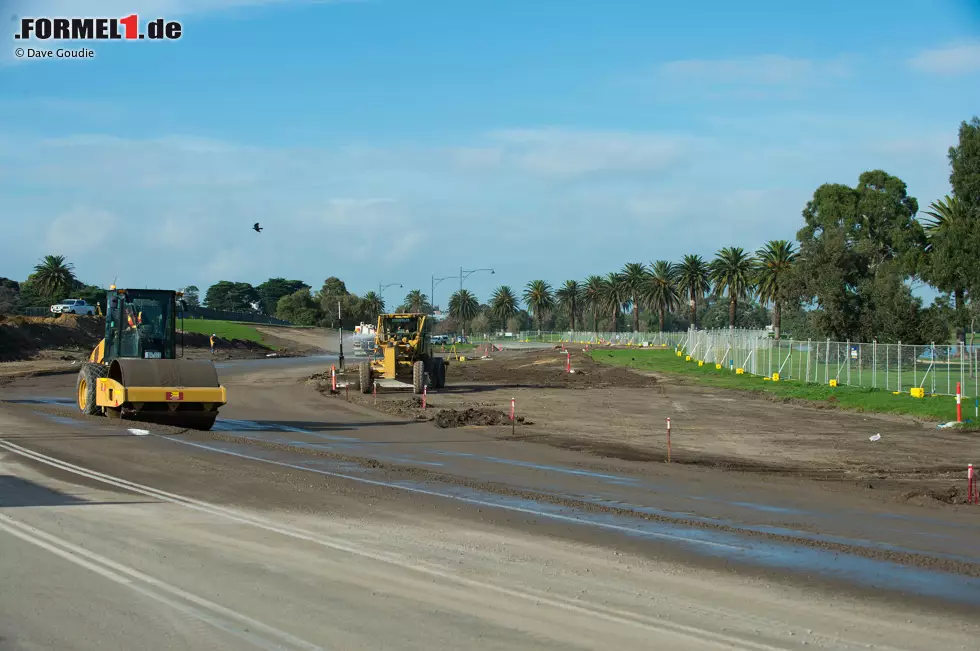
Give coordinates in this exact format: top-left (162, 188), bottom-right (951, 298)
top-left (316, 347), bottom-right (980, 506)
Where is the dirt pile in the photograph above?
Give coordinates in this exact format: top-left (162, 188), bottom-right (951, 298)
top-left (434, 407), bottom-right (528, 428)
top-left (0, 314), bottom-right (105, 361)
top-left (449, 348), bottom-right (658, 389)
top-left (309, 381), bottom-right (532, 429)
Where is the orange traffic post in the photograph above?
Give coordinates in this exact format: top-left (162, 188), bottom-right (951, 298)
top-left (956, 382), bottom-right (962, 423)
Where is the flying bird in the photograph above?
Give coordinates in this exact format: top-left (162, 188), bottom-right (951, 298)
top-left (253, 223), bottom-right (263, 233)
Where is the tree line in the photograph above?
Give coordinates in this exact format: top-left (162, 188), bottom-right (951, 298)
top-left (441, 116), bottom-right (980, 345)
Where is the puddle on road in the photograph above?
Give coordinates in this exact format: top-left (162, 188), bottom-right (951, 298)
top-left (221, 419), bottom-right (980, 536)
top-left (388, 480), bottom-right (980, 607)
top-left (552, 492), bottom-right (980, 566)
top-left (157, 433), bottom-right (980, 607)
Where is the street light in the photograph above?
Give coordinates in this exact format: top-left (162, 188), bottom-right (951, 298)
top-left (460, 266), bottom-right (495, 292)
top-left (431, 274), bottom-right (455, 313)
top-left (379, 282), bottom-right (402, 297)
top-left (378, 282), bottom-right (402, 311)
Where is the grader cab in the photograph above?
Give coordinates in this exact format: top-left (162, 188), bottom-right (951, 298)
top-left (357, 313), bottom-right (447, 394)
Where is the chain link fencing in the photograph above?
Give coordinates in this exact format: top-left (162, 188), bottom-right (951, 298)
top-left (517, 330), bottom-right (692, 347)
top-left (519, 328), bottom-right (980, 400)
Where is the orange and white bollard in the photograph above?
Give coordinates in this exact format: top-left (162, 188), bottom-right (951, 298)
top-left (566, 351), bottom-right (571, 373)
top-left (331, 365), bottom-right (337, 393)
top-left (422, 384), bottom-right (427, 409)
top-left (666, 417), bottom-right (672, 463)
top-left (510, 397), bottom-right (515, 420)
top-left (373, 381), bottom-right (377, 405)
top-left (969, 464), bottom-right (975, 505)
top-left (956, 382), bottom-right (962, 423)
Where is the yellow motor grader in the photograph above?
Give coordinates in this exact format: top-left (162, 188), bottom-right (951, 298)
top-left (75, 288), bottom-right (227, 430)
top-left (357, 313), bottom-right (447, 394)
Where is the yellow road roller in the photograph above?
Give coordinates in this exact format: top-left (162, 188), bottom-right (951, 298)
top-left (76, 287), bottom-right (226, 430)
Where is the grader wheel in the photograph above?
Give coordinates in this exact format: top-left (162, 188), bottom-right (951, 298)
top-left (412, 360), bottom-right (425, 394)
top-left (359, 363), bottom-right (372, 394)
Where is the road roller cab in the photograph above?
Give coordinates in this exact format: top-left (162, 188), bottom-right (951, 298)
top-left (76, 288), bottom-right (227, 430)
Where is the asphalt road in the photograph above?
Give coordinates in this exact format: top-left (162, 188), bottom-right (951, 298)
top-left (2, 356), bottom-right (980, 650)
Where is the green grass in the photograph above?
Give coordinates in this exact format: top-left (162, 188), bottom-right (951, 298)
top-left (178, 318), bottom-right (269, 345)
top-left (591, 348), bottom-right (976, 422)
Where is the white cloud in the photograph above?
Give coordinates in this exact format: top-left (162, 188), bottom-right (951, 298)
top-left (633, 54), bottom-right (854, 101)
top-left (480, 128), bottom-right (695, 177)
top-left (908, 43), bottom-right (980, 75)
top-left (45, 207), bottom-right (118, 252)
top-left (658, 54), bottom-right (851, 86)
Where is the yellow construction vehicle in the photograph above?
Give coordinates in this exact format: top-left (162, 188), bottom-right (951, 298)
top-left (75, 288), bottom-right (227, 430)
top-left (357, 313), bottom-right (447, 394)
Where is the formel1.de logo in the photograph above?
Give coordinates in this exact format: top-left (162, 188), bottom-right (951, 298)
top-left (15, 15), bottom-right (183, 41)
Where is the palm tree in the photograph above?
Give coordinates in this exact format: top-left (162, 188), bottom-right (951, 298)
top-left (643, 260), bottom-right (680, 333)
top-left (448, 289), bottom-right (479, 336)
top-left (32, 255), bottom-right (76, 300)
top-left (620, 262), bottom-right (648, 332)
top-left (401, 289), bottom-right (430, 313)
top-left (555, 280), bottom-right (582, 331)
top-left (709, 247), bottom-right (756, 329)
top-left (361, 291), bottom-right (384, 318)
top-left (600, 272), bottom-right (629, 332)
top-left (582, 275), bottom-right (605, 333)
top-left (490, 285), bottom-right (520, 324)
top-left (522, 280), bottom-right (555, 332)
top-left (755, 240), bottom-right (797, 340)
top-left (921, 194), bottom-right (966, 242)
top-left (677, 254), bottom-right (711, 329)
top-left (922, 194), bottom-right (971, 342)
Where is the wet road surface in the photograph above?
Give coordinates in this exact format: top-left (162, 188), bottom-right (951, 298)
top-left (2, 356), bottom-right (980, 649)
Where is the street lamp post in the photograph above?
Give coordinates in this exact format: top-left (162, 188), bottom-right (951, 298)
top-left (459, 266), bottom-right (495, 291)
top-left (336, 299), bottom-right (344, 371)
top-left (378, 282), bottom-right (402, 313)
top-left (431, 274), bottom-right (454, 314)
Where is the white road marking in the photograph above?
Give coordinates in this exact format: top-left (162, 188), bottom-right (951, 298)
top-left (0, 436), bottom-right (805, 651)
top-left (0, 513), bottom-right (326, 651)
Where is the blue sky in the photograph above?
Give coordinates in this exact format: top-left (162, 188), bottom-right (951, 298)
top-left (1, 0), bottom-right (979, 309)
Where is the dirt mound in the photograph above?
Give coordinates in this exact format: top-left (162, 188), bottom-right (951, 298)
top-left (311, 383), bottom-right (533, 429)
top-left (0, 314), bottom-right (105, 361)
top-left (434, 407), bottom-right (525, 428)
top-left (449, 348), bottom-right (657, 389)
top-left (899, 487), bottom-right (966, 505)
